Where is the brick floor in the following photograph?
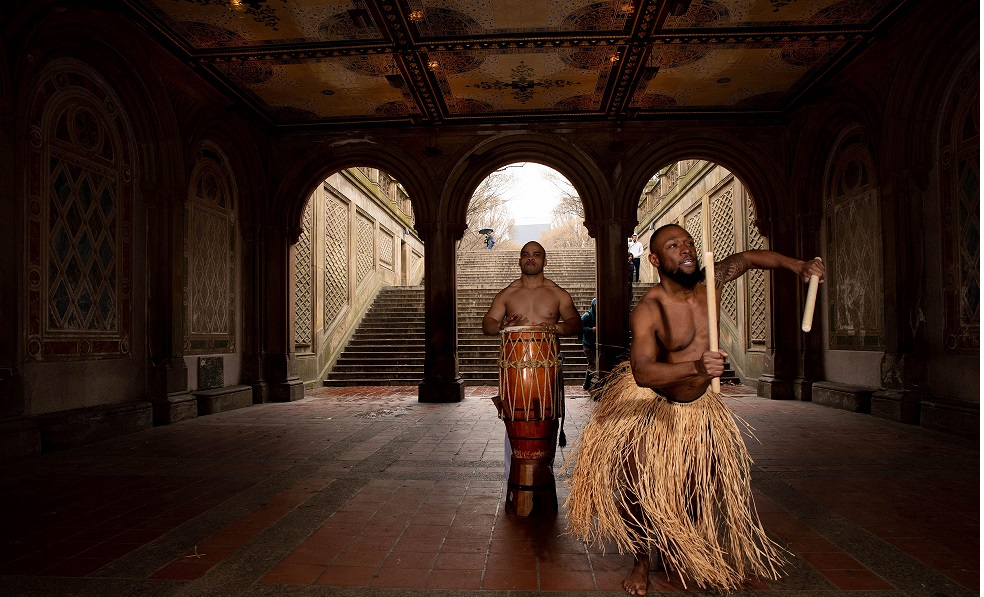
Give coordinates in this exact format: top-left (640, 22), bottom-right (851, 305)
top-left (0, 384), bottom-right (977, 596)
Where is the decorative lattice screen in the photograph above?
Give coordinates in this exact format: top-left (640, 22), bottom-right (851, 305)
top-left (711, 187), bottom-right (737, 323)
top-left (745, 193), bottom-right (767, 346)
top-left (356, 212), bottom-right (374, 285)
top-left (324, 196), bottom-right (348, 328)
top-left (380, 228), bottom-right (395, 270)
top-left (294, 199), bottom-right (313, 345)
top-left (684, 209), bottom-right (704, 267)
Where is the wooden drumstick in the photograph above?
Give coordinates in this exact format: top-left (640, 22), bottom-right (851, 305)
top-left (801, 257), bottom-right (822, 332)
top-left (704, 251), bottom-right (720, 394)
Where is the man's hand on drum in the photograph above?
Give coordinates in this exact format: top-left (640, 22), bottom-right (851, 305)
top-left (531, 321), bottom-right (559, 333)
top-left (501, 313), bottom-right (525, 329)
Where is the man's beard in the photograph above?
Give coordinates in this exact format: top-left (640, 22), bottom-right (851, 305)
top-left (662, 265), bottom-right (705, 288)
top-left (521, 263), bottom-right (543, 275)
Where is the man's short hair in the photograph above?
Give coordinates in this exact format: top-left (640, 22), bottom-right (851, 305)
top-left (521, 240), bottom-right (546, 258)
top-left (650, 223), bottom-right (687, 253)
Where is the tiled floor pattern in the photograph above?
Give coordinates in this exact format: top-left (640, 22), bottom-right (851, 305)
top-left (0, 384), bottom-right (977, 596)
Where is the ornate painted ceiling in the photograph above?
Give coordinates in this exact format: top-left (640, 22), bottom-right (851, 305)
top-left (125, 0), bottom-right (912, 128)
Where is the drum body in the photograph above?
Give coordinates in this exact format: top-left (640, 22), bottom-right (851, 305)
top-left (499, 327), bottom-right (560, 516)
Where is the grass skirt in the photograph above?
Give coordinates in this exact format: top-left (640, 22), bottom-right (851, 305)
top-left (564, 361), bottom-right (786, 590)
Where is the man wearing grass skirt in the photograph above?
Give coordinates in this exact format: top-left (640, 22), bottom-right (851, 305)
top-left (565, 224), bottom-right (824, 594)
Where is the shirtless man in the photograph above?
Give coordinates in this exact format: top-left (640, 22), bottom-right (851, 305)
top-left (482, 241), bottom-right (581, 337)
top-left (621, 223), bottom-right (824, 594)
top-left (483, 241), bottom-right (582, 485)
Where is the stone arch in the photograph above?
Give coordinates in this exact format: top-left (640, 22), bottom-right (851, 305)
top-left (616, 130), bottom-right (787, 240)
top-left (275, 140), bottom-right (432, 245)
top-left (442, 133), bottom-right (611, 235)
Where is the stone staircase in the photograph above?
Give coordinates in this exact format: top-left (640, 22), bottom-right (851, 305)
top-left (324, 248), bottom-right (734, 386)
top-left (325, 249), bottom-right (606, 386)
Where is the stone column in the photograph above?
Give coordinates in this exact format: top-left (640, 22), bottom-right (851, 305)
top-left (873, 168), bottom-right (928, 423)
top-left (144, 186), bottom-right (196, 424)
top-left (587, 217), bottom-right (633, 376)
top-left (793, 205), bottom-right (825, 401)
top-left (416, 220), bottom-right (465, 403)
top-left (0, 111), bottom-right (23, 420)
top-left (242, 218), bottom-right (304, 403)
top-left (757, 215), bottom-right (800, 400)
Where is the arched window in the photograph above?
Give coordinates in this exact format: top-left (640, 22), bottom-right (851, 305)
top-left (26, 63), bottom-right (134, 360)
top-left (825, 136), bottom-right (883, 350)
top-left (183, 147), bottom-right (237, 353)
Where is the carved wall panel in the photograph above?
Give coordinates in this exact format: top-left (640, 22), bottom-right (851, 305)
top-left (323, 194), bottom-right (349, 328)
top-left (25, 64), bottom-right (133, 361)
top-left (355, 210), bottom-right (374, 285)
top-left (684, 207), bottom-right (704, 266)
top-left (826, 142), bottom-right (883, 350)
top-left (294, 197), bottom-right (313, 345)
top-left (184, 148), bottom-right (237, 354)
top-left (379, 226), bottom-right (395, 270)
top-left (711, 185), bottom-right (737, 324)
top-left (745, 193), bottom-right (767, 347)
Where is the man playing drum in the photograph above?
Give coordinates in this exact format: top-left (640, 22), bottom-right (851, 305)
top-left (482, 241), bottom-right (582, 514)
top-left (482, 241), bottom-right (582, 338)
top-left (566, 224), bottom-right (824, 594)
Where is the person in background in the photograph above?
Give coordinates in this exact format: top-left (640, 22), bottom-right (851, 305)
top-left (628, 233), bottom-right (644, 283)
top-left (580, 298), bottom-right (597, 390)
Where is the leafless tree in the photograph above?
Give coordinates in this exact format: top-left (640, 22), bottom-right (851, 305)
top-left (460, 167), bottom-right (518, 251)
top-left (543, 169), bottom-right (584, 221)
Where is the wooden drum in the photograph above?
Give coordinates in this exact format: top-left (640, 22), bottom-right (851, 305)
top-left (498, 326), bottom-right (561, 516)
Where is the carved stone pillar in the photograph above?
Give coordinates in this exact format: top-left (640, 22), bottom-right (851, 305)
top-left (793, 205), bottom-right (824, 401)
top-left (872, 168), bottom-right (929, 423)
top-left (416, 220), bottom-right (465, 403)
top-left (242, 219), bottom-right (304, 403)
top-left (586, 217), bottom-right (633, 376)
top-left (757, 215), bottom-right (800, 400)
top-left (0, 113), bottom-right (23, 420)
top-left (144, 187), bottom-right (196, 424)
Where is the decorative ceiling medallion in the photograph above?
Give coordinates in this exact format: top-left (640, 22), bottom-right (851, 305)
top-left (411, 7), bottom-right (483, 37)
top-left (446, 97), bottom-right (495, 114)
top-left (173, 21), bottom-right (250, 48)
top-left (318, 10), bottom-right (382, 41)
top-left (429, 51), bottom-right (484, 75)
top-left (562, 1), bottom-right (633, 33)
top-left (664, 0), bottom-right (730, 28)
top-left (807, 0), bottom-right (888, 25)
top-left (465, 61), bottom-right (581, 105)
top-left (561, 47), bottom-right (612, 70)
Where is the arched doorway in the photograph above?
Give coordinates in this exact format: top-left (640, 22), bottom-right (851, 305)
top-left (291, 167), bottom-right (424, 385)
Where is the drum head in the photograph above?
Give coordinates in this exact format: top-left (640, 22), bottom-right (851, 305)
top-left (503, 325), bottom-right (545, 332)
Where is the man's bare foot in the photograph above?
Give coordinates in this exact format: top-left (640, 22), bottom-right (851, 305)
top-left (622, 555), bottom-right (650, 595)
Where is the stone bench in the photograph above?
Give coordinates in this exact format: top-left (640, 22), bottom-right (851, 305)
top-left (194, 385), bottom-right (252, 416)
top-left (811, 381), bottom-right (875, 414)
top-left (37, 401), bottom-right (152, 453)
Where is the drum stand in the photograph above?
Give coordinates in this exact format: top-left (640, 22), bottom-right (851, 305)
top-left (504, 418), bottom-right (559, 516)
